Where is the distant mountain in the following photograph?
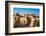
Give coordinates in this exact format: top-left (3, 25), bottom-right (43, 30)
top-left (13, 13), bottom-right (39, 18)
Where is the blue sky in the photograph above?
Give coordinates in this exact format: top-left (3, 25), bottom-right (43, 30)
top-left (13, 8), bottom-right (40, 16)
